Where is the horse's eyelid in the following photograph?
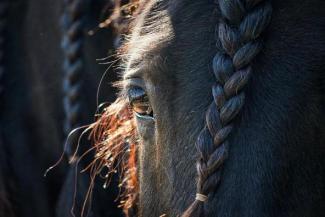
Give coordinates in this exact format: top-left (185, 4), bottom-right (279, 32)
top-left (123, 77), bottom-right (146, 90)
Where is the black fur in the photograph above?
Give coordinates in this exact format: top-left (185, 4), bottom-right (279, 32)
top-left (122, 0), bottom-right (325, 216)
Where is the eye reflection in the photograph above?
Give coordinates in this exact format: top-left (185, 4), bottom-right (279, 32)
top-left (127, 87), bottom-right (153, 118)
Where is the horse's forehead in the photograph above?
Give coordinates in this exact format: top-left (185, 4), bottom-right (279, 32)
top-left (123, 1), bottom-right (175, 79)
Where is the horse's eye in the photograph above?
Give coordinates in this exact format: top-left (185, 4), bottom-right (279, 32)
top-left (127, 87), bottom-right (153, 117)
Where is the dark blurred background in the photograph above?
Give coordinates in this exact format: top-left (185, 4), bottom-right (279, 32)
top-left (0, 0), bottom-right (127, 216)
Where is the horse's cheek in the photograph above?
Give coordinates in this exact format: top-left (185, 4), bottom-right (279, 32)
top-left (134, 116), bottom-right (161, 215)
top-left (135, 116), bottom-right (155, 142)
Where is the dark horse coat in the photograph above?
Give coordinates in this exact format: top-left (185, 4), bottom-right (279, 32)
top-left (104, 0), bottom-right (325, 216)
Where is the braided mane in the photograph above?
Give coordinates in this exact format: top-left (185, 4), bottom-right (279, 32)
top-left (61, 0), bottom-right (87, 156)
top-left (182, 0), bottom-right (272, 216)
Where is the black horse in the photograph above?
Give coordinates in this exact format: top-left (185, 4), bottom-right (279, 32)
top-left (0, 0), bottom-right (122, 216)
top-left (91, 0), bottom-right (325, 216)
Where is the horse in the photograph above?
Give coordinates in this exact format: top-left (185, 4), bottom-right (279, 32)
top-left (0, 0), bottom-right (123, 216)
top-left (90, 0), bottom-right (325, 216)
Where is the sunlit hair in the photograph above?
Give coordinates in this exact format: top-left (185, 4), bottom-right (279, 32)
top-left (82, 1), bottom-right (155, 216)
top-left (87, 97), bottom-right (138, 216)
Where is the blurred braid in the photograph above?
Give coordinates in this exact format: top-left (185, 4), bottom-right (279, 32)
top-left (182, 1), bottom-right (272, 216)
top-left (61, 0), bottom-right (87, 156)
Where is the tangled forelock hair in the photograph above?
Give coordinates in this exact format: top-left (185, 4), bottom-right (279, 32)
top-left (181, 0), bottom-right (272, 216)
top-left (87, 97), bottom-right (138, 216)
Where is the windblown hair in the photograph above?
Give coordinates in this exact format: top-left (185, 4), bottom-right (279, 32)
top-left (87, 97), bottom-right (138, 216)
top-left (182, 0), bottom-right (272, 216)
top-left (98, 0), bottom-right (141, 35)
top-left (82, 1), bottom-right (152, 216)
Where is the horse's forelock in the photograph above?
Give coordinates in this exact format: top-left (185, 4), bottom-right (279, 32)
top-left (119, 0), bottom-right (174, 72)
top-left (87, 97), bottom-right (138, 216)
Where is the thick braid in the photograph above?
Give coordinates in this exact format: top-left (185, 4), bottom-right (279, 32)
top-left (182, 1), bottom-right (272, 216)
top-left (61, 0), bottom-right (86, 156)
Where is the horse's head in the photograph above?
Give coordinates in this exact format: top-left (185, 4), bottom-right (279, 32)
top-left (120, 1), bottom-right (218, 216)
top-left (90, 0), bottom-right (325, 216)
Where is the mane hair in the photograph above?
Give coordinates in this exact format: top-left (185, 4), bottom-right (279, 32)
top-left (182, 0), bottom-right (272, 216)
top-left (61, 0), bottom-right (87, 156)
top-left (98, 0), bottom-right (141, 35)
top-left (82, 2), bottom-right (154, 216)
top-left (87, 97), bottom-right (138, 216)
